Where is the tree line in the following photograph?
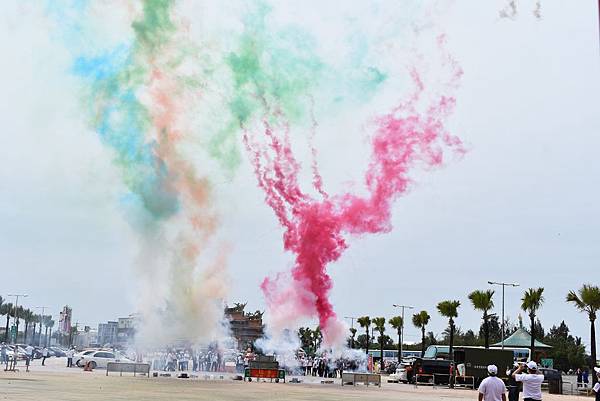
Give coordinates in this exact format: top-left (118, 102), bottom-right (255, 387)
top-left (296, 284), bottom-right (600, 383)
top-left (0, 296), bottom-right (55, 346)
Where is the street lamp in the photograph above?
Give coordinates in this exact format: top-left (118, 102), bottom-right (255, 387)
top-left (393, 304), bottom-right (414, 362)
top-left (7, 294), bottom-right (28, 343)
top-left (488, 281), bottom-right (520, 349)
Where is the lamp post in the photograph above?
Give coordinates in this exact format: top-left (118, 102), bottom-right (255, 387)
top-left (7, 294), bottom-right (28, 343)
top-left (488, 281), bottom-right (519, 349)
top-left (393, 304), bottom-right (414, 362)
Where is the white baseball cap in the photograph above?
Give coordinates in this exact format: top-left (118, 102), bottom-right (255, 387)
top-left (488, 365), bottom-right (498, 375)
top-left (527, 361), bottom-right (538, 370)
top-left (594, 367), bottom-right (600, 374)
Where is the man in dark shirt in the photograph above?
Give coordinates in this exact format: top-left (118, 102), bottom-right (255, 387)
top-left (506, 363), bottom-right (521, 401)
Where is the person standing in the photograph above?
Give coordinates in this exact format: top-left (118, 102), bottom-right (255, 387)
top-left (584, 369), bottom-right (590, 388)
top-left (41, 347), bottom-right (49, 366)
top-left (593, 367), bottom-right (600, 401)
top-left (66, 347), bottom-right (74, 368)
top-left (506, 363), bottom-right (521, 401)
top-left (25, 345), bottom-right (34, 372)
top-left (479, 365), bottom-right (507, 401)
top-left (577, 368), bottom-right (583, 388)
top-left (0, 343), bottom-right (7, 365)
top-left (513, 361), bottom-right (544, 401)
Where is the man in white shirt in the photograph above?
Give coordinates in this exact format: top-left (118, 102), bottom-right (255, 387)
top-left (513, 361), bottom-right (544, 401)
top-left (479, 365), bottom-right (507, 401)
top-left (593, 367), bottom-right (600, 401)
top-left (66, 347), bottom-right (75, 368)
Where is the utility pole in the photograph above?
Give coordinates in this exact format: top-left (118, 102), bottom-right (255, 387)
top-left (393, 304), bottom-right (414, 362)
top-left (35, 306), bottom-right (48, 347)
top-left (7, 294), bottom-right (28, 344)
top-left (488, 281), bottom-right (519, 349)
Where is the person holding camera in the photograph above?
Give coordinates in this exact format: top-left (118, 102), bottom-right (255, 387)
top-left (512, 361), bottom-right (544, 401)
top-left (479, 365), bottom-right (507, 401)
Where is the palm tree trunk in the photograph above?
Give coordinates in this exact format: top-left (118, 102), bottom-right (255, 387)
top-left (44, 327), bottom-right (49, 347)
top-left (38, 322), bottom-right (43, 346)
top-left (31, 323), bottom-right (36, 345)
top-left (530, 315), bottom-right (536, 360)
top-left (421, 326), bottom-right (426, 357)
top-left (449, 320), bottom-right (455, 389)
top-left (484, 316), bottom-right (490, 349)
top-left (4, 314), bottom-right (9, 342)
top-left (24, 321), bottom-right (29, 344)
top-left (591, 318), bottom-right (597, 385)
top-left (365, 329), bottom-right (369, 356)
top-left (49, 328), bottom-right (52, 346)
top-left (380, 336), bottom-right (384, 372)
top-left (449, 321), bottom-right (455, 361)
top-left (397, 330), bottom-right (401, 364)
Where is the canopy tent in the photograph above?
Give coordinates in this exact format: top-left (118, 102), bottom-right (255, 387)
top-left (492, 328), bottom-right (552, 349)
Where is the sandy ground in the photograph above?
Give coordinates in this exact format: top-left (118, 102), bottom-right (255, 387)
top-left (0, 358), bottom-right (587, 401)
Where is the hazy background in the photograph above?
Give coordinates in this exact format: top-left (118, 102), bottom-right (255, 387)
top-left (0, 1), bottom-right (599, 348)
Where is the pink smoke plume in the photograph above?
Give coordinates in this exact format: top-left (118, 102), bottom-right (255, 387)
top-left (245, 36), bottom-right (464, 346)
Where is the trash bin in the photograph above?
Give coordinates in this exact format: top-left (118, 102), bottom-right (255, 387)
top-left (548, 378), bottom-right (562, 395)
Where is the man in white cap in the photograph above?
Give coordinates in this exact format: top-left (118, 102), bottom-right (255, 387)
top-left (512, 361), bottom-right (544, 401)
top-left (593, 367), bottom-right (600, 401)
top-left (479, 365), bottom-right (507, 401)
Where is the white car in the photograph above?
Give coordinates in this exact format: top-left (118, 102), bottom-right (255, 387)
top-left (74, 350), bottom-right (98, 367)
top-left (79, 350), bottom-right (132, 369)
top-left (389, 366), bottom-right (409, 383)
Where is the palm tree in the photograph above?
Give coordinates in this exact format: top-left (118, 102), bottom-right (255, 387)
top-left (372, 317), bottom-right (386, 371)
top-left (389, 316), bottom-right (403, 363)
top-left (2, 303), bottom-right (13, 343)
top-left (521, 287), bottom-right (545, 359)
top-left (31, 314), bottom-right (39, 346)
top-left (567, 284), bottom-right (600, 385)
top-left (437, 300), bottom-right (460, 360)
top-left (412, 311), bottom-right (431, 357)
top-left (469, 289), bottom-right (495, 348)
top-left (46, 318), bottom-right (55, 347)
top-left (23, 309), bottom-right (33, 345)
top-left (37, 314), bottom-right (44, 346)
top-left (43, 315), bottom-right (52, 347)
top-left (357, 316), bottom-right (372, 356)
top-left (349, 328), bottom-right (357, 349)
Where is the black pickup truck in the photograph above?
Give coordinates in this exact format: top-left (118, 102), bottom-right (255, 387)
top-left (410, 358), bottom-right (453, 384)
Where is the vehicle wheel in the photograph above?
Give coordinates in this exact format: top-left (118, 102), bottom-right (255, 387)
top-left (90, 361), bottom-right (97, 369)
top-left (76, 359), bottom-right (82, 367)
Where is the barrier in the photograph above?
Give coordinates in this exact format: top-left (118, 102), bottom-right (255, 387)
top-left (341, 372), bottom-right (381, 387)
top-left (454, 375), bottom-right (475, 389)
top-left (106, 362), bottom-right (150, 377)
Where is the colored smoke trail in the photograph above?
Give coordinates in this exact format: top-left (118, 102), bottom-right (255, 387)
top-left (54, 0), bottom-right (228, 345)
top-left (243, 35), bottom-right (464, 346)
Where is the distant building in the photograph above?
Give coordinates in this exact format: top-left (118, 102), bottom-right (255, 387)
top-left (225, 303), bottom-right (264, 350)
top-left (58, 306), bottom-right (72, 335)
top-left (97, 321), bottom-right (118, 346)
top-left (74, 326), bottom-right (98, 348)
top-left (116, 314), bottom-right (138, 346)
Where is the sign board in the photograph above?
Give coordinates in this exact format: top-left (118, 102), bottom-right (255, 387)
top-left (540, 358), bottom-right (554, 369)
top-left (10, 326), bottom-right (17, 342)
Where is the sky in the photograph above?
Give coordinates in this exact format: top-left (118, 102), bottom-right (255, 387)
top-left (0, 1), bottom-right (599, 349)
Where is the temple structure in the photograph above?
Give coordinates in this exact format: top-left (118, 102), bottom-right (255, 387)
top-left (224, 303), bottom-right (264, 350)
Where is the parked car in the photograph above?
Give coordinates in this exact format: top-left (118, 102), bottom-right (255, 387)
top-left (389, 365), bottom-right (410, 383)
top-left (74, 350), bottom-right (98, 367)
top-left (49, 347), bottom-right (66, 357)
top-left (79, 350), bottom-right (132, 369)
